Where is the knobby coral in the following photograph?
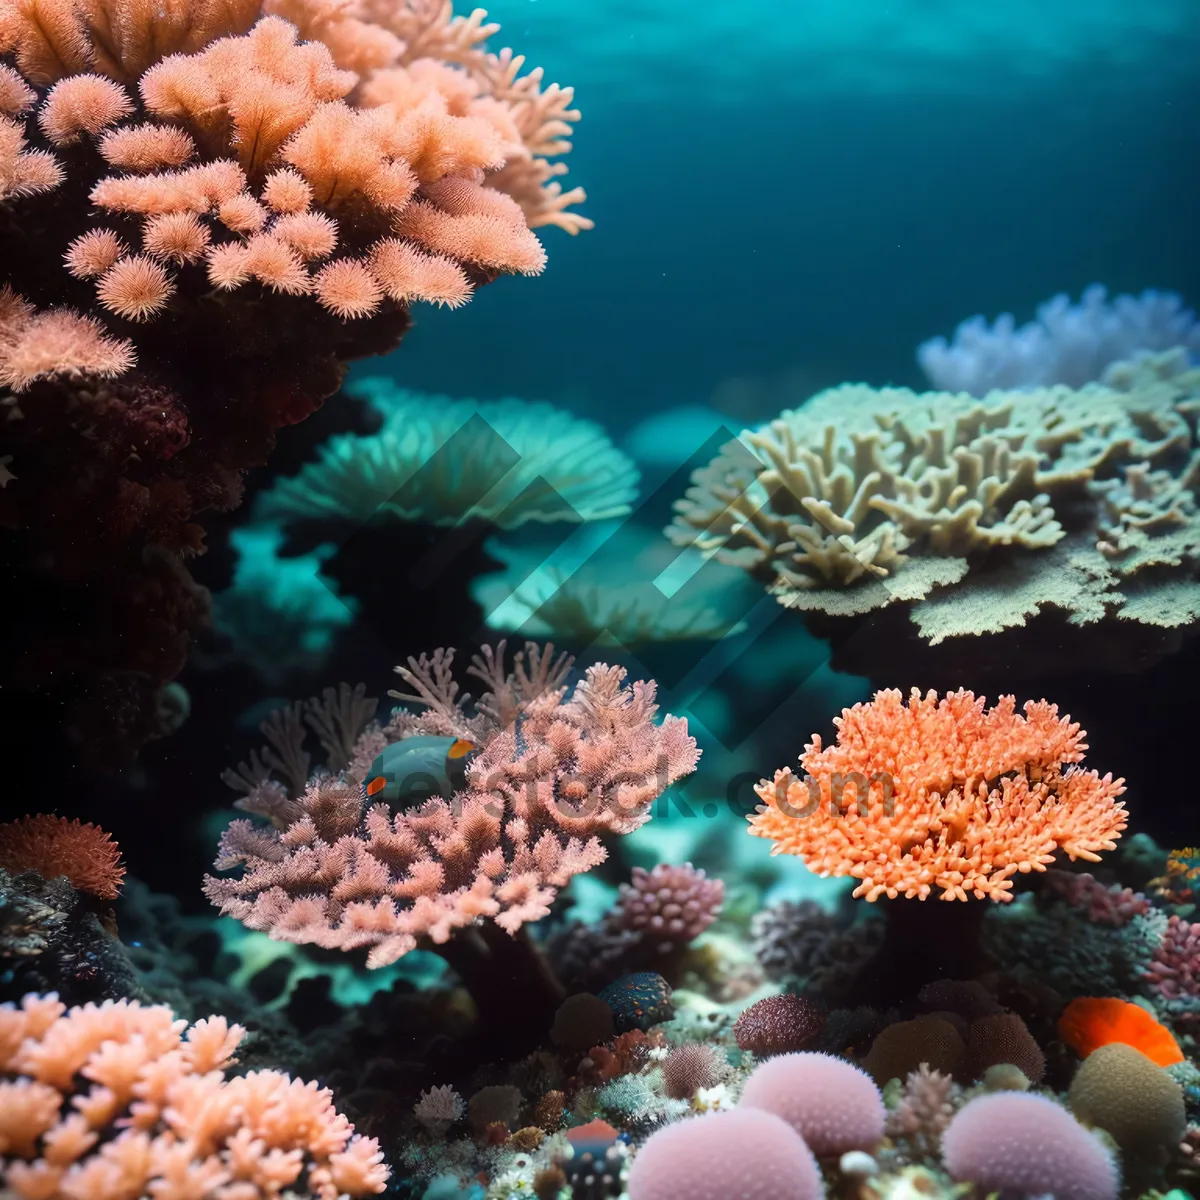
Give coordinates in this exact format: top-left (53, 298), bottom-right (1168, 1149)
top-left (1, 0), bottom-right (586, 763)
top-left (0, 814), bottom-right (125, 899)
top-left (205, 643), bottom-right (700, 967)
top-left (0, 992), bottom-right (388, 1200)
top-left (749, 688), bottom-right (1127, 902)
top-left (666, 352), bottom-right (1200, 681)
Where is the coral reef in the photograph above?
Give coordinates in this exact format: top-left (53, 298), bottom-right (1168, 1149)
top-left (0, 0), bottom-right (587, 763)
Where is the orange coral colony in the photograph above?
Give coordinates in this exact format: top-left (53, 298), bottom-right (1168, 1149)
top-left (749, 689), bottom-right (1127, 903)
top-left (1057, 997), bottom-right (1184, 1067)
top-left (0, 813), bottom-right (125, 899)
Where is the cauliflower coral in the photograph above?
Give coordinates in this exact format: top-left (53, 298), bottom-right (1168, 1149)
top-left (0, 993), bottom-right (388, 1200)
top-left (749, 688), bottom-right (1127, 902)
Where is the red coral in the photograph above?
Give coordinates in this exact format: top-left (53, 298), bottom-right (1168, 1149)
top-left (0, 814), bottom-right (125, 899)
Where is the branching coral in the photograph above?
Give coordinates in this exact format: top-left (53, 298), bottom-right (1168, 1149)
top-left (205, 643), bottom-right (699, 975)
top-left (256, 380), bottom-right (639, 528)
top-left (749, 688), bottom-right (1126, 903)
top-left (918, 284), bottom-right (1200, 395)
top-left (0, 992), bottom-right (389, 1200)
top-left (0, 814), bottom-right (125, 899)
top-left (666, 352), bottom-right (1200, 681)
top-left (0, 0), bottom-right (587, 763)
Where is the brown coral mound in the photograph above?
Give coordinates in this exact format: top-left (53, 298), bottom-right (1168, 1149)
top-left (749, 688), bottom-right (1126, 903)
top-left (0, 0), bottom-right (587, 765)
top-left (0, 814), bottom-right (125, 899)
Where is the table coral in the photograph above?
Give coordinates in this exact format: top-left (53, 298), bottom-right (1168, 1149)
top-left (0, 0), bottom-right (588, 763)
top-left (667, 351), bottom-right (1200, 683)
top-left (749, 688), bottom-right (1127, 903)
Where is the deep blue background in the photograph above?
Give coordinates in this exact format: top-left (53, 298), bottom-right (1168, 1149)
top-left (373, 72), bottom-right (1200, 427)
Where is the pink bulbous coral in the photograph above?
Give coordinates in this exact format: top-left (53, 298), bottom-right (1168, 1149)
top-left (0, 0), bottom-right (587, 765)
top-left (0, 992), bottom-right (389, 1200)
top-left (206, 644), bottom-right (699, 1035)
top-left (750, 688), bottom-right (1127, 902)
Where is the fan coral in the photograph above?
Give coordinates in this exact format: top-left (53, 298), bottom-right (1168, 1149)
top-left (206, 642), bottom-right (699, 970)
top-left (732, 995), bottom-right (825, 1057)
top-left (0, 815), bottom-right (125, 899)
top-left (918, 285), bottom-right (1200, 394)
top-left (666, 353), bottom-right (1200, 682)
top-left (942, 1092), bottom-right (1118, 1200)
top-left (256, 381), bottom-right (639, 528)
top-left (0, 992), bottom-right (388, 1199)
top-left (1, 0), bottom-right (587, 762)
top-left (1058, 997), bottom-right (1184, 1066)
top-left (739, 1051), bottom-right (886, 1157)
top-left (748, 688), bottom-right (1126, 902)
top-left (626, 1109), bottom-right (823, 1200)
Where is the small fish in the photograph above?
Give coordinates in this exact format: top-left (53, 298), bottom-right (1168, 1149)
top-left (362, 735), bottom-right (478, 807)
top-left (1057, 996), bottom-right (1183, 1066)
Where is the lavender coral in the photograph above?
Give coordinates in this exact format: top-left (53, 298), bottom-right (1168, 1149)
top-left (918, 285), bottom-right (1200, 395)
top-left (0, 992), bottom-right (388, 1199)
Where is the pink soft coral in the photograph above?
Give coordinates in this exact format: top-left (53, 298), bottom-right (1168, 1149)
top-left (206, 644), bottom-right (700, 967)
top-left (0, 993), bottom-right (388, 1200)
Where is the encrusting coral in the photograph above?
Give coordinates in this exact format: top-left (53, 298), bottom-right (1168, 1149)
top-left (205, 642), bottom-right (699, 1039)
top-left (667, 351), bottom-right (1200, 683)
top-left (0, 992), bottom-right (389, 1200)
top-left (0, 0), bottom-right (588, 764)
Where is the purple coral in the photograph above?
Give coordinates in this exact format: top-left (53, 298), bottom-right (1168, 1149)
top-left (609, 863), bottom-right (724, 952)
top-left (942, 1092), bottom-right (1118, 1200)
top-left (734, 995), bottom-right (825, 1056)
top-left (740, 1052), bottom-right (885, 1157)
top-left (627, 1110), bottom-right (822, 1200)
top-left (1146, 914), bottom-right (1200, 999)
top-left (1044, 869), bottom-right (1151, 927)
